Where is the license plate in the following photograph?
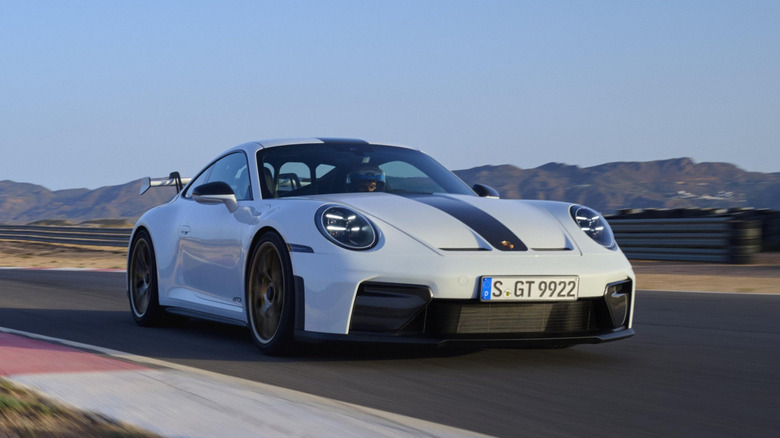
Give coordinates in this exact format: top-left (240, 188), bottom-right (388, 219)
top-left (480, 276), bottom-right (579, 302)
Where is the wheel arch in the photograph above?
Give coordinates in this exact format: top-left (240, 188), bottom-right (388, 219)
top-left (129, 225), bottom-right (152, 244)
top-left (246, 226), bottom-right (284, 278)
top-left (244, 226), bottom-right (295, 302)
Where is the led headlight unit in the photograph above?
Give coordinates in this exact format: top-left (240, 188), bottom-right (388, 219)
top-left (570, 205), bottom-right (617, 250)
top-left (316, 205), bottom-right (378, 250)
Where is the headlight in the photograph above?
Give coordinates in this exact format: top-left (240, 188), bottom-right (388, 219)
top-left (316, 205), bottom-right (378, 250)
top-left (570, 205), bottom-right (617, 250)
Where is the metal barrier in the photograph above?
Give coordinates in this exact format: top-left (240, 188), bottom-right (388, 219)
top-left (608, 215), bottom-right (762, 264)
top-left (1, 209), bottom-right (775, 264)
top-left (0, 225), bottom-right (132, 248)
top-left (754, 210), bottom-right (780, 251)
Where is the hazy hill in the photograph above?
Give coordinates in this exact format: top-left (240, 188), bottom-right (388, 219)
top-left (0, 180), bottom-right (177, 225)
top-left (1, 157), bottom-right (779, 224)
top-left (454, 158), bottom-right (780, 214)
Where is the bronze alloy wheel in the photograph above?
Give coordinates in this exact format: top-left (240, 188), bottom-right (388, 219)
top-left (247, 232), bottom-right (294, 354)
top-left (128, 230), bottom-right (162, 326)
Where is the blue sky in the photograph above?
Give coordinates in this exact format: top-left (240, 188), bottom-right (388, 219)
top-left (2, 1), bottom-right (778, 190)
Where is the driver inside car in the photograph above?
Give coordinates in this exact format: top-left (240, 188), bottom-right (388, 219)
top-left (346, 166), bottom-right (386, 192)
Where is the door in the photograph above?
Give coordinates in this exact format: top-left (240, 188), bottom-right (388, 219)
top-left (171, 152), bottom-right (254, 318)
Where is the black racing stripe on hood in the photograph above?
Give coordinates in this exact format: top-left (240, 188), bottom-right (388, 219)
top-left (406, 194), bottom-right (527, 251)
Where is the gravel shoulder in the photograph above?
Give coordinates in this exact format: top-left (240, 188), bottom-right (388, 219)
top-left (631, 252), bottom-right (780, 293)
top-left (1, 240), bottom-right (779, 294)
top-left (0, 241), bottom-right (127, 270)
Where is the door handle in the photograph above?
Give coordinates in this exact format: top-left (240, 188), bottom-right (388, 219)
top-left (181, 225), bottom-right (191, 236)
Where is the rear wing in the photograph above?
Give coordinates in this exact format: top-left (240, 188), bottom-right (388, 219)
top-left (140, 172), bottom-right (192, 195)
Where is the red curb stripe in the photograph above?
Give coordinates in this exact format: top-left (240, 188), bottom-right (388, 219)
top-left (0, 333), bottom-right (146, 376)
top-left (0, 267), bottom-right (125, 272)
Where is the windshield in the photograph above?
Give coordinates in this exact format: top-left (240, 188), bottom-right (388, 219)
top-left (257, 143), bottom-right (475, 199)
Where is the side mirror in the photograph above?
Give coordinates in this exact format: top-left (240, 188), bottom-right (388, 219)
top-left (473, 183), bottom-right (500, 199)
top-left (193, 182), bottom-right (239, 212)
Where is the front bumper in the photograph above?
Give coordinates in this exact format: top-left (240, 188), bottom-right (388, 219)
top-left (294, 278), bottom-right (634, 347)
top-left (291, 247), bottom-right (635, 336)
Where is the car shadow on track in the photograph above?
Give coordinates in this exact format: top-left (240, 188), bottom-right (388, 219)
top-left (172, 317), bottom-right (484, 362)
top-left (0, 308), bottom-right (629, 365)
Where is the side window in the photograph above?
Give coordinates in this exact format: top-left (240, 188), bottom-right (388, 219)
top-left (276, 162), bottom-right (311, 196)
top-left (186, 152), bottom-right (252, 200)
top-left (316, 164), bottom-right (335, 178)
top-left (185, 167), bottom-right (212, 198)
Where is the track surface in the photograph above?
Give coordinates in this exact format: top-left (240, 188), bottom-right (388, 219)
top-left (1, 270), bottom-right (778, 437)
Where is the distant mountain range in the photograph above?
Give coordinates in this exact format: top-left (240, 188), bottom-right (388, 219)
top-left (454, 157), bottom-right (780, 215)
top-left (1, 157), bottom-right (779, 225)
top-left (0, 180), bottom-right (177, 225)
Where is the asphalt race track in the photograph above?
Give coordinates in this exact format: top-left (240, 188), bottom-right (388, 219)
top-left (1, 269), bottom-right (778, 437)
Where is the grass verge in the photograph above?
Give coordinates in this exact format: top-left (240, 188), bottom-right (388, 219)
top-left (0, 378), bottom-right (159, 437)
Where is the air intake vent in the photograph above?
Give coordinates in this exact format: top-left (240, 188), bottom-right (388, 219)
top-left (424, 300), bottom-right (605, 335)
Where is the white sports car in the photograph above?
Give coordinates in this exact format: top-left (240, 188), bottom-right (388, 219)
top-left (128, 138), bottom-right (635, 354)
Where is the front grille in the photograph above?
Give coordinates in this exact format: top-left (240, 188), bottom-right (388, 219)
top-left (414, 298), bottom-right (615, 337)
top-left (427, 300), bottom-right (594, 334)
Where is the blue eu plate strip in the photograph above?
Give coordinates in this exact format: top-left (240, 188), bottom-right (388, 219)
top-left (481, 277), bottom-right (492, 300)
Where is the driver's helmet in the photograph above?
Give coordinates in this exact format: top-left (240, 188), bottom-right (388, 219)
top-left (346, 166), bottom-right (386, 192)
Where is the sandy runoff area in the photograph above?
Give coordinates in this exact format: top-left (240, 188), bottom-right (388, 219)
top-left (0, 241), bottom-right (127, 271)
top-left (1, 240), bottom-right (779, 294)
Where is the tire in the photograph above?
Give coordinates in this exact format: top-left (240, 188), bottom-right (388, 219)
top-left (127, 229), bottom-right (165, 326)
top-left (246, 231), bottom-right (295, 355)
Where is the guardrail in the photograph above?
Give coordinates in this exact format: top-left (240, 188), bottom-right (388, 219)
top-left (1, 209), bottom-right (776, 264)
top-left (0, 225), bottom-right (132, 248)
top-left (608, 211), bottom-right (763, 264)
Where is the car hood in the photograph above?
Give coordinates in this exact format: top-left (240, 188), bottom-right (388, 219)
top-left (318, 193), bottom-right (574, 252)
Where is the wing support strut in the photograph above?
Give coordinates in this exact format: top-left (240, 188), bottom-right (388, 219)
top-left (139, 172), bottom-right (192, 195)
